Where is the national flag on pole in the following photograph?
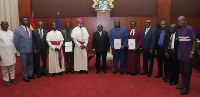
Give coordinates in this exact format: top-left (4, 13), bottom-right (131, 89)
top-left (56, 12), bottom-right (62, 31)
top-left (30, 13), bottom-right (36, 30)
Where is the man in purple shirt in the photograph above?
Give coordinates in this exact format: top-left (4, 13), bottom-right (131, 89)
top-left (176, 16), bottom-right (196, 95)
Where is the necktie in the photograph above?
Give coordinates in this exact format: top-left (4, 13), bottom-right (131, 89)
top-left (169, 34), bottom-right (173, 49)
top-left (25, 27), bottom-right (29, 36)
top-left (39, 29), bottom-right (43, 39)
top-left (145, 28), bottom-right (148, 35)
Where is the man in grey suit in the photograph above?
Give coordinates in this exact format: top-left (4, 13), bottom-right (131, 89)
top-left (61, 22), bottom-right (74, 74)
top-left (14, 17), bottom-right (35, 82)
top-left (141, 20), bottom-right (157, 77)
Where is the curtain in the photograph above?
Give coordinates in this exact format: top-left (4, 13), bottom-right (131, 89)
top-left (0, 0), bottom-right (19, 31)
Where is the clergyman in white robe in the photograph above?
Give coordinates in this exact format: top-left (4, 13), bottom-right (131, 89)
top-left (71, 26), bottom-right (89, 71)
top-left (46, 30), bottom-right (65, 74)
top-left (0, 30), bottom-right (17, 82)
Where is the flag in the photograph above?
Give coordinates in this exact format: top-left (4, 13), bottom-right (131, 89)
top-left (56, 12), bottom-right (62, 31)
top-left (30, 13), bottom-right (36, 30)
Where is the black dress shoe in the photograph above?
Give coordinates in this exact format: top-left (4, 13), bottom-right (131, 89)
top-left (180, 88), bottom-right (189, 95)
top-left (103, 69), bottom-right (107, 73)
top-left (23, 78), bottom-right (30, 82)
top-left (84, 70), bottom-right (88, 74)
top-left (120, 71), bottom-right (124, 75)
top-left (5, 81), bottom-right (10, 86)
top-left (37, 74), bottom-right (42, 78)
top-left (162, 76), bottom-right (168, 80)
top-left (164, 79), bottom-right (170, 82)
top-left (169, 81), bottom-right (178, 85)
top-left (79, 70), bottom-right (83, 74)
top-left (155, 74), bottom-right (162, 78)
top-left (27, 76), bottom-right (36, 79)
top-left (42, 73), bottom-right (48, 77)
top-left (58, 72), bottom-right (63, 76)
top-left (112, 71), bottom-right (118, 74)
top-left (66, 69), bottom-right (70, 74)
top-left (176, 85), bottom-right (184, 89)
top-left (147, 73), bottom-right (152, 77)
top-left (140, 72), bottom-right (148, 75)
top-left (11, 79), bottom-right (18, 84)
top-left (51, 73), bottom-right (55, 77)
top-left (96, 70), bottom-right (100, 74)
top-left (70, 69), bottom-right (74, 74)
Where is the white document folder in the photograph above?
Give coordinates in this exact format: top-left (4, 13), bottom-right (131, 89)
top-left (128, 39), bottom-right (136, 50)
top-left (114, 39), bottom-right (121, 49)
top-left (65, 42), bottom-right (72, 52)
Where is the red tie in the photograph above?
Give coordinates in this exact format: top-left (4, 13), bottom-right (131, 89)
top-left (25, 27), bottom-right (29, 36)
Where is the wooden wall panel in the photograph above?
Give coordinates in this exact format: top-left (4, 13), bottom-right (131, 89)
top-left (18, 0), bottom-right (200, 54)
top-left (18, 0), bottom-right (31, 22)
top-left (171, 17), bottom-right (200, 34)
top-left (157, 0), bottom-right (171, 27)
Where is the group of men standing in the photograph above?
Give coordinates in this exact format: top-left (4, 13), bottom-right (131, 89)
top-left (0, 16), bottom-right (196, 95)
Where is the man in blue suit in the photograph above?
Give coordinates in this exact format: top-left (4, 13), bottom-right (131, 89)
top-left (14, 17), bottom-right (35, 82)
top-left (110, 20), bottom-right (128, 75)
top-left (141, 20), bottom-right (157, 77)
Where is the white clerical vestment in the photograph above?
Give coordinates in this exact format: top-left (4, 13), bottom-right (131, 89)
top-left (0, 30), bottom-right (16, 66)
top-left (46, 30), bottom-right (65, 73)
top-left (71, 26), bottom-right (89, 71)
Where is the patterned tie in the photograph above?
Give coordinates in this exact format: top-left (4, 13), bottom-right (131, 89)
top-left (25, 26), bottom-right (29, 36)
top-left (169, 34), bottom-right (173, 49)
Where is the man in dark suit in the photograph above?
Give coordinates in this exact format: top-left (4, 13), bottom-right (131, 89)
top-left (165, 24), bottom-right (179, 85)
top-left (61, 22), bottom-right (74, 74)
top-left (154, 21), bottom-right (169, 79)
top-left (32, 21), bottom-right (49, 78)
top-left (14, 17), bottom-right (35, 82)
top-left (92, 24), bottom-right (110, 74)
top-left (141, 20), bottom-right (157, 77)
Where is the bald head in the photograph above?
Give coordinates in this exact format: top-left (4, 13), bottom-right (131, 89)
top-left (177, 16), bottom-right (186, 28)
top-left (160, 21), bottom-right (166, 29)
top-left (97, 24), bottom-right (103, 32)
top-left (0, 21), bottom-right (9, 31)
top-left (37, 21), bottom-right (44, 29)
top-left (114, 20), bottom-right (120, 28)
top-left (145, 20), bottom-right (151, 28)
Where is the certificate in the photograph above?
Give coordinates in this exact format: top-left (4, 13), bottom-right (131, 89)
top-left (65, 42), bottom-right (72, 52)
top-left (114, 39), bottom-right (121, 49)
top-left (128, 39), bottom-right (135, 50)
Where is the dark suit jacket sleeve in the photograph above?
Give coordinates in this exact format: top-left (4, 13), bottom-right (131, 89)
top-left (150, 29), bottom-right (157, 50)
top-left (154, 30), bottom-right (159, 51)
top-left (44, 30), bottom-right (49, 50)
top-left (122, 28), bottom-right (128, 47)
top-left (92, 32), bottom-right (96, 49)
top-left (106, 32), bottom-right (110, 49)
top-left (14, 29), bottom-right (20, 52)
top-left (136, 29), bottom-right (142, 49)
top-left (32, 30), bottom-right (36, 51)
top-left (164, 30), bottom-right (170, 53)
top-left (109, 30), bottom-right (114, 48)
